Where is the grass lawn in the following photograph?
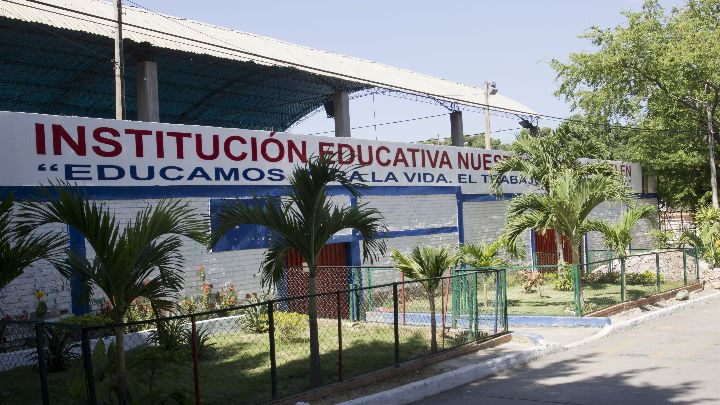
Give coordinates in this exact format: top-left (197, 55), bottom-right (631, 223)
top-left (0, 319), bottom-right (442, 405)
top-left (506, 279), bottom-right (688, 316)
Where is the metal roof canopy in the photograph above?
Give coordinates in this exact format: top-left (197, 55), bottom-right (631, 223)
top-left (0, 0), bottom-right (536, 131)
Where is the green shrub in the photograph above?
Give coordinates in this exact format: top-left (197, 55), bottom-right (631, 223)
top-left (584, 271), bottom-right (620, 284)
top-left (274, 311), bottom-right (308, 342)
top-left (58, 313), bottom-right (112, 328)
top-left (184, 325), bottom-right (216, 360)
top-left (239, 293), bottom-right (270, 334)
top-left (148, 317), bottom-right (187, 352)
top-left (543, 272), bottom-right (558, 284)
top-left (554, 267), bottom-right (574, 291)
top-left (32, 326), bottom-right (80, 372)
top-left (626, 271), bottom-right (660, 285)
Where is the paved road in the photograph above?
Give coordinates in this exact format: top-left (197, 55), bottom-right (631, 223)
top-left (416, 299), bottom-right (720, 404)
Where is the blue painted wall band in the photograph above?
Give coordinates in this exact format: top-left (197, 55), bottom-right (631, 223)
top-left (456, 189), bottom-right (464, 244)
top-left (68, 226), bottom-right (89, 315)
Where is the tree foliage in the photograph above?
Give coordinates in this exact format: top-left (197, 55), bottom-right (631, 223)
top-left (18, 187), bottom-right (208, 403)
top-left (0, 194), bottom-right (62, 295)
top-left (210, 155), bottom-right (386, 386)
top-left (552, 0), bottom-right (720, 209)
top-left (491, 127), bottom-right (612, 195)
top-left (391, 246), bottom-right (458, 353)
top-left (587, 204), bottom-right (657, 258)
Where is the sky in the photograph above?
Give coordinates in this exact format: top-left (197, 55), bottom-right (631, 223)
top-left (134, 0), bottom-right (681, 144)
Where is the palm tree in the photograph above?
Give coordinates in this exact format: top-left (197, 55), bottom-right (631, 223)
top-left (492, 127), bottom-right (612, 265)
top-left (459, 239), bottom-right (515, 310)
top-left (586, 205), bottom-right (657, 293)
top-left (459, 237), bottom-right (520, 269)
top-left (391, 246), bottom-right (458, 353)
top-left (209, 155), bottom-right (386, 386)
top-left (18, 188), bottom-right (208, 404)
top-left (503, 168), bottom-right (629, 311)
top-left (587, 205), bottom-right (657, 259)
top-left (0, 194), bottom-right (62, 314)
top-left (680, 204), bottom-right (720, 267)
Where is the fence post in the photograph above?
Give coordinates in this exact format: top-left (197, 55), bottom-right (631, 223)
top-left (620, 257), bottom-right (626, 303)
top-left (655, 252), bottom-right (661, 293)
top-left (683, 249), bottom-right (688, 286)
top-left (336, 291), bottom-right (343, 382)
top-left (441, 279), bottom-right (446, 351)
top-left (572, 264), bottom-right (582, 317)
top-left (367, 271), bottom-right (374, 312)
top-left (34, 322), bottom-right (49, 405)
top-left (190, 316), bottom-right (201, 405)
top-left (494, 272), bottom-right (499, 334)
top-left (80, 328), bottom-right (97, 405)
top-left (401, 273), bottom-right (406, 325)
top-left (267, 303), bottom-right (278, 399)
top-left (473, 272), bottom-right (478, 339)
top-left (695, 247), bottom-right (700, 282)
top-left (392, 282), bottom-right (400, 366)
top-left (503, 270), bottom-right (508, 332)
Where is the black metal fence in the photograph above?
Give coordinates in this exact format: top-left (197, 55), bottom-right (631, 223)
top-left (0, 268), bottom-right (507, 404)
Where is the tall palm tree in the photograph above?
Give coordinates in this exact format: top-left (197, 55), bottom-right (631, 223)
top-left (391, 246), bottom-right (458, 353)
top-left (586, 204), bottom-right (656, 292)
top-left (0, 194), bottom-right (62, 313)
top-left (503, 168), bottom-right (629, 310)
top-left (492, 128), bottom-right (612, 264)
top-left (18, 188), bottom-right (208, 404)
top-left (209, 155), bottom-right (386, 386)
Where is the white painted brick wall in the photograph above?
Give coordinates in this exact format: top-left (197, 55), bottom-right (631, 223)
top-left (361, 195), bottom-right (456, 231)
top-left (462, 200), bottom-right (532, 261)
top-left (92, 198), bottom-right (271, 301)
top-left (0, 221), bottom-right (69, 318)
top-left (586, 198), bottom-right (659, 252)
top-left (630, 198), bottom-right (658, 249)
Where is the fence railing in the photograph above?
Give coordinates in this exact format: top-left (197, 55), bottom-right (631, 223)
top-left (0, 269), bottom-right (507, 405)
top-left (493, 248), bottom-right (702, 317)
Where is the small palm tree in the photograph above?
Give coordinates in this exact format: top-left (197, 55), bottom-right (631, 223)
top-left (459, 237), bottom-right (520, 269)
top-left (209, 155), bottom-right (386, 386)
top-left (19, 188), bottom-right (208, 404)
top-left (587, 205), bottom-right (657, 259)
top-left (391, 246), bottom-right (458, 353)
top-left (504, 168), bottom-right (629, 310)
top-left (460, 238), bottom-right (520, 308)
top-left (587, 204), bottom-right (656, 292)
top-left (0, 194), bottom-right (63, 316)
top-left (681, 204), bottom-right (720, 266)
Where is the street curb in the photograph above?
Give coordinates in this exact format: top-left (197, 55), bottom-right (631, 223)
top-left (335, 345), bottom-right (563, 405)
top-left (334, 291), bottom-right (720, 405)
top-left (509, 315), bottom-right (611, 328)
top-left (607, 290), bottom-right (720, 336)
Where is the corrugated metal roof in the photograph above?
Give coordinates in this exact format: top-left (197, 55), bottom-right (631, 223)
top-left (0, 0), bottom-right (536, 116)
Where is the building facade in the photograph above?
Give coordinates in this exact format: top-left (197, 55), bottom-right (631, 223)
top-left (0, 112), bottom-right (657, 317)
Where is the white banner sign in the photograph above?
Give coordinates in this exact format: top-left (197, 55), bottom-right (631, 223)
top-left (0, 111), bottom-right (644, 194)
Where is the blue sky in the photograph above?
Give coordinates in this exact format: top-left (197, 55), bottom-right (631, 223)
top-left (136, 0), bottom-right (680, 144)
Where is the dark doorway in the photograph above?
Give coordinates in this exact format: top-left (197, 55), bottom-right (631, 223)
top-left (284, 242), bottom-right (351, 318)
top-left (533, 229), bottom-right (577, 266)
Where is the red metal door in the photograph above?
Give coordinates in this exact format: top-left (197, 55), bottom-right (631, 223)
top-left (533, 229), bottom-right (575, 266)
top-left (284, 243), bottom-right (350, 318)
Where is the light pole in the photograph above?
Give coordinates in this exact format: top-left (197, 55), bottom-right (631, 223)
top-left (483, 81), bottom-right (498, 149)
top-left (114, 0), bottom-right (126, 120)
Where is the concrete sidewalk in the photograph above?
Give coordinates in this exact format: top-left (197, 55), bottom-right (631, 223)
top-left (323, 290), bottom-right (720, 405)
